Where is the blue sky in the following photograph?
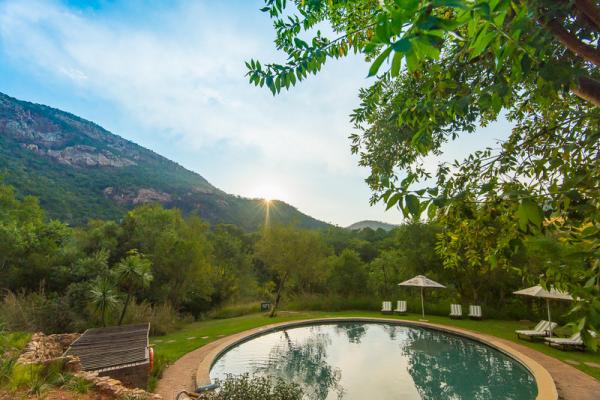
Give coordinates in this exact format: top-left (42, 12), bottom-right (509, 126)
top-left (0, 0), bottom-right (511, 226)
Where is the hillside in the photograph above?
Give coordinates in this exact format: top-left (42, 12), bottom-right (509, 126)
top-left (346, 220), bottom-right (397, 231)
top-left (0, 92), bottom-right (329, 230)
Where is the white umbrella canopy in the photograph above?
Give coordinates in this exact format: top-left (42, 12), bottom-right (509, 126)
top-left (514, 285), bottom-right (573, 336)
top-left (398, 275), bottom-right (446, 319)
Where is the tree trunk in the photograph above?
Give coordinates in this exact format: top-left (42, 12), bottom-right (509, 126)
top-left (572, 76), bottom-right (600, 107)
top-left (575, 0), bottom-right (600, 30)
top-left (118, 293), bottom-right (131, 326)
top-left (542, 17), bottom-right (600, 67)
top-left (270, 272), bottom-right (288, 318)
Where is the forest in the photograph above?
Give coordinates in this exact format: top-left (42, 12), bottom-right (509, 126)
top-left (0, 181), bottom-right (578, 337)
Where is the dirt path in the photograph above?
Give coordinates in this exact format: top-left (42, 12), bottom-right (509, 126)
top-left (155, 320), bottom-right (600, 400)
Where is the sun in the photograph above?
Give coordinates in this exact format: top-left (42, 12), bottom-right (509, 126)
top-left (252, 183), bottom-right (286, 203)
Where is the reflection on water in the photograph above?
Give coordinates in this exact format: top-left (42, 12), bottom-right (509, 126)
top-left (403, 329), bottom-right (536, 400)
top-left (210, 323), bottom-right (537, 400)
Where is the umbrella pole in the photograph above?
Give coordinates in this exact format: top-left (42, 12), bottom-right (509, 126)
top-left (421, 287), bottom-right (425, 319)
top-left (546, 298), bottom-right (552, 338)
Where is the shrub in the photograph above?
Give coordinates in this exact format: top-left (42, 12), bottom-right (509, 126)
top-left (63, 374), bottom-right (93, 394)
top-left (8, 363), bottom-right (46, 394)
top-left (0, 291), bottom-right (76, 333)
top-left (121, 301), bottom-right (191, 336)
top-left (208, 302), bottom-right (263, 319)
top-left (200, 374), bottom-right (303, 400)
top-left (148, 353), bottom-right (169, 392)
top-left (285, 294), bottom-right (379, 312)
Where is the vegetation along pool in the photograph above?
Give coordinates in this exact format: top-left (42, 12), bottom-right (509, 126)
top-left (209, 322), bottom-right (538, 399)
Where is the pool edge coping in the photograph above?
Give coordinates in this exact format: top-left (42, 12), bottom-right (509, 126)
top-left (194, 317), bottom-right (558, 400)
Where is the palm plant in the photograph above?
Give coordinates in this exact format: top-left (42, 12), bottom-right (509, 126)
top-left (88, 277), bottom-right (120, 327)
top-left (114, 250), bottom-right (153, 325)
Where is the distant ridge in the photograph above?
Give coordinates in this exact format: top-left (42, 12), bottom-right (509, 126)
top-left (346, 220), bottom-right (397, 231)
top-left (0, 92), bottom-right (330, 230)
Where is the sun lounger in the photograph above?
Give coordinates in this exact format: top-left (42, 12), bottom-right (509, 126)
top-left (449, 304), bottom-right (462, 319)
top-left (545, 330), bottom-right (597, 351)
top-left (468, 305), bottom-right (482, 320)
top-left (394, 300), bottom-right (407, 315)
top-left (545, 332), bottom-right (584, 351)
top-left (515, 320), bottom-right (557, 340)
top-left (381, 301), bottom-right (392, 315)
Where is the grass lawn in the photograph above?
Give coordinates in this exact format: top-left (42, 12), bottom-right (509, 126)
top-left (151, 310), bottom-right (600, 382)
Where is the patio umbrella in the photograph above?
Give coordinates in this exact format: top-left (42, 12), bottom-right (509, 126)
top-left (513, 285), bottom-right (573, 337)
top-left (398, 275), bottom-right (446, 319)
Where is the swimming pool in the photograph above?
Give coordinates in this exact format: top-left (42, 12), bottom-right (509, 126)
top-left (209, 322), bottom-right (538, 399)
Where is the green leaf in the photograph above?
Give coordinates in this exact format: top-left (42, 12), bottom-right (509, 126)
top-left (386, 192), bottom-right (401, 210)
top-left (469, 27), bottom-right (495, 59)
top-left (368, 47), bottom-right (392, 77)
top-left (391, 51), bottom-right (403, 77)
top-left (391, 38), bottom-right (411, 53)
top-left (517, 199), bottom-right (543, 229)
top-left (413, 37), bottom-right (441, 60)
top-left (405, 50), bottom-right (419, 72)
top-left (405, 194), bottom-right (420, 217)
top-left (427, 203), bottom-right (438, 220)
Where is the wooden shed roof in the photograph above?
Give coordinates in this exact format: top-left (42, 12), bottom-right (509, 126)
top-left (64, 323), bottom-right (150, 372)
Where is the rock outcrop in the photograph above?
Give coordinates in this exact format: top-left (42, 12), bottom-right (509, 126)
top-left (22, 143), bottom-right (136, 167)
top-left (103, 187), bottom-right (172, 205)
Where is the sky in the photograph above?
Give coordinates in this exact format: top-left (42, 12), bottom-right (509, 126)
top-left (0, 0), bottom-right (512, 227)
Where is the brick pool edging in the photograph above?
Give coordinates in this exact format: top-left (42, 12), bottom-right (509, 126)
top-left (194, 317), bottom-right (558, 400)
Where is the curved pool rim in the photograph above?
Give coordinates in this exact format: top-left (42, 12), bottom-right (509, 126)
top-left (196, 317), bottom-right (557, 400)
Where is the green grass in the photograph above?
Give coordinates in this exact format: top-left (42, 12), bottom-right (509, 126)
top-left (151, 310), bottom-right (600, 382)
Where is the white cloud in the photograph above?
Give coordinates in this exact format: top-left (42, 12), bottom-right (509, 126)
top-left (0, 0), bottom-right (512, 226)
top-left (0, 0), bottom-right (367, 174)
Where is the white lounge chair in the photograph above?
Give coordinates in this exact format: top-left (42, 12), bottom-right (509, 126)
top-left (394, 300), bottom-right (407, 315)
top-left (468, 305), bottom-right (482, 320)
top-left (381, 301), bottom-right (392, 315)
top-left (449, 304), bottom-right (462, 319)
top-left (545, 330), bottom-right (596, 351)
top-left (515, 320), bottom-right (557, 340)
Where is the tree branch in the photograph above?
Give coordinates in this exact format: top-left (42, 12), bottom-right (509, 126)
top-left (574, 0), bottom-right (600, 31)
top-left (543, 17), bottom-right (600, 67)
top-left (572, 75), bottom-right (600, 106)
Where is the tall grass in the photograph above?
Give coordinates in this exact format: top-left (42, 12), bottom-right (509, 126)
top-left (208, 302), bottom-right (263, 319)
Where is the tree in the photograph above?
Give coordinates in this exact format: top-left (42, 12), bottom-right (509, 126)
top-left (255, 225), bottom-right (330, 317)
top-left (88, 277), bottom-right (120, 327)
top-left (209, 224), bottom-right (256, 305)
top-left (434, 198), bottom-right (522, 303)
top-left (114, 250), bottom-right (153, 325)
top-left (250, 0), bottom-right (599, 340)
top-left (121, 205), bottom-right (213, 311)
top-left (327, 249), bottom-right (368, 296)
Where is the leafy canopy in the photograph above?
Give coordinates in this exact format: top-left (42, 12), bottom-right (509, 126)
top-left (248, 0), bottom-right (600, 340)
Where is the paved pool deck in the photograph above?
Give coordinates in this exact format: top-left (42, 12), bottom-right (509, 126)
top-left (155, 317), bottom-right (600, 400)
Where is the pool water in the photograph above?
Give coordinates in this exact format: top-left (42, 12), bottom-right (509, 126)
top-left (209, 322), bottom-right (537, 400)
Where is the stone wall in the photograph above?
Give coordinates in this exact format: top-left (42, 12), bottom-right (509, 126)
top-left (100, 363), bottom-right (150, 390)
top-left (76, 370), bottom-right (162, 400)
top-left (18, 332), bottom-right (81, 366)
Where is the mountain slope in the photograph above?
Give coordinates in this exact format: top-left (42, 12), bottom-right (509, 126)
top-left (346, 220), bottom-right (397, 231)
top-left (0, 92), bottom-right (329, 230)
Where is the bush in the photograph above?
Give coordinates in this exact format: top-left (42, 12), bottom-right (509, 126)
top-left (200, 374), bottom-right (303, 400)
top-left (62, 374), bottom-right (93, 394)
top-left (0, 291), bottom-right (77, 333)
top-left (121, 301), bottom-right (192, 336)
top-left (285, 294), bottom-right (380, 312)
top-left (148, 353), bottom-right (169, 392)
top-left (208, 302), bottom-right (263, 319)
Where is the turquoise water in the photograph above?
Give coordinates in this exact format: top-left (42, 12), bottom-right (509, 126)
top-left (209, 322), bottom-right (537, 400)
